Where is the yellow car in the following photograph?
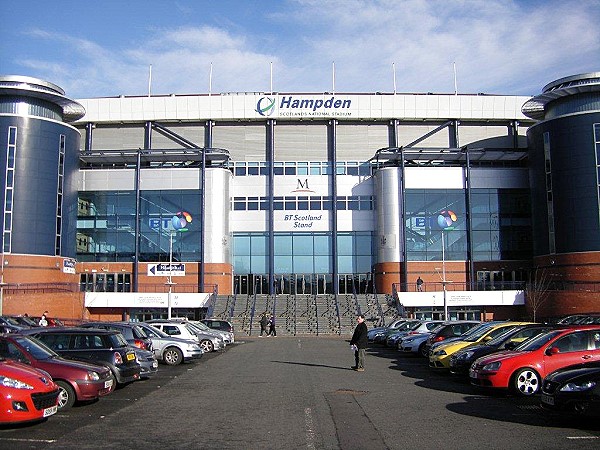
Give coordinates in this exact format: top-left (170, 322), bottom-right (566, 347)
top-left (428, 321), bottom-right (534, 370)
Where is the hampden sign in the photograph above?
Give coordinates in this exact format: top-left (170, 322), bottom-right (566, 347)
top-left (256, 95), bottom-right (353, 118)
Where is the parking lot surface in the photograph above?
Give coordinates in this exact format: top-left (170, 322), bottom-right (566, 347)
top-left (1, 336), bottom-right (599, 449)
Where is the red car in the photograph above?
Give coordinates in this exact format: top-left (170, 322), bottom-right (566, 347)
top-left (0, 357), bottom-right (59, 424)
top-left (470, 326), bottom-right (600, 396)
top-left (0, 335), bottom-right (114, 410)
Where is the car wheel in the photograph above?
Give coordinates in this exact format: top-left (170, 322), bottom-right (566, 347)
top-left (419, 342), bottom-right (428, 357)
top-left (199, 339), bottom-right (214, 353)
top-left (163, 347), bottom-right (183, 366)
top-left (56, 380), bottom-right (76, 410)
top-left (512, 368), bottom-right (541, 396)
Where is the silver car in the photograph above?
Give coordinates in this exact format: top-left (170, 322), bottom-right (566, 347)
top-left (189, 320), bottom-right (234, 345)
top-left (146, 320), bottom-right (224, 353)
top-left (136, 322), bottom-right (203, 366)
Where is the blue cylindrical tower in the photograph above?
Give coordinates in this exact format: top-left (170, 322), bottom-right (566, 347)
top-left (0, 75), bottom-right (85, 258)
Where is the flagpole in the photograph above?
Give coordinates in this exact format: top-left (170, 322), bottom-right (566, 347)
top-left (270, 61), bottom-right (273, 94)
top-left (392, 62), bottom-right (397, 94)
top-left (453, 62), bottom-right (458, 95)
top-left (148, 64), bottom-right (152, 96)
top-left (209, 62), bottom-right (213, 96)
top-left (332, 61), bottom-right (335, 94)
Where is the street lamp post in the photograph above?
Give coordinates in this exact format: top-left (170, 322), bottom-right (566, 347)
top-left (441, 230), bottom-right (448, 320)
top-left (166, 230), bottom-right (176, 319)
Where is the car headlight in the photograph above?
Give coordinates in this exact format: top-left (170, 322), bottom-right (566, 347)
top-left (435, 350), bottom-right (447, 356)
top-left (87, 371), bottom-right (100, 381)
top-left (560, 381), bottom-right (596, 392)
top-left (482, 361), bottom-right (502, 371)
top-left (462, 351), bottom-right (475, 360)
top-left (404, 338), bottom-right (414, 344)
top-left (0, 376), bottom-right (34, 390)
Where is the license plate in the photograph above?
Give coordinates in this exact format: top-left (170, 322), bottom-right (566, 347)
top-left (43, 405), bottom-right (58, 417)
top-left (541, 394), bottom-right (554, 406)
top-left (126, 353), bottom-right (135, 361)
top-left (104, 379), bottom-right (114, 389)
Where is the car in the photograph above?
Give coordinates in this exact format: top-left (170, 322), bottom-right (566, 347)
top-left (0, 316), bottom-right (32, 332)
top-left (0, 334), bottom-right (114, 410)
top-left (385, 320), bottom-right (444, 348)
top-left (136, 322), bottom-right (203, 366)
top-left (371, 320), bottom-right (421, 345)
top-left (541, 361), bottom-right (600, 417)
top-left (189, 320), bottom-right (235, 345)
top-left (449, 324), bottom-right (561, 376)
top-left (399, 329), bottom-right (441, 357)
top-left (200, 319), bottom-right (235, 334)
top-left (80, 322), bottom-right (153, 351)
top-left (20, 327), bottom-right (141, 386)
top-left (6, 315), bottom-right (40, 328)
top-left (469, 326), bottom-right (600, 396)
top-left (424, 321), bottom-right (482, 355)
top-left (0, 357), bottom-right (59, 424)
top-left (429, 322), bottom-right (532, 370)
top-left (146, 320), bottom-right (224, 353)
top-left (367, 319), bottom-right (408, 342)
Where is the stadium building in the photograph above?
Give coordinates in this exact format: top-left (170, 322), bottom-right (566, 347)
top-left (0, 72), bottom-right (598, 329)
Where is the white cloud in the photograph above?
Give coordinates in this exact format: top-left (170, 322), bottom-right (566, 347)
top-left (12, 0), bottom-right (599, 98)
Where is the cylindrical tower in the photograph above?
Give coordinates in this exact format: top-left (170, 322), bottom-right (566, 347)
top-left (0, 75), bottom-right (85, 258)
top-left (522, 72), bottom-right (600, 315)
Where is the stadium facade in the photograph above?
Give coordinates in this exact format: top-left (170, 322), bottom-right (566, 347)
top-left (0, 72), bottom-right (598, 323)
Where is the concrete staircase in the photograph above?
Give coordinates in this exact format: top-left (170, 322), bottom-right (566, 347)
top-left (211, 293), bottom-right (389, 337)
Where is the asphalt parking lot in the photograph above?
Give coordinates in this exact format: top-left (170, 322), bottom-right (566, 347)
top-left (1, 336), bottom-right (599, 449)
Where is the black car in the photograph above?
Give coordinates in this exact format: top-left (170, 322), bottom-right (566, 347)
top-left (80, 322), bottom-right (153, 352)
top-left (200, 319), bottom-right (234, 334)
top-left (19, 327), bottom-right (141, 386)
top-left (541, 361), bottom-right (600, 417)
top-left (449, 324), bottom-right (560, 376)
top-left (424, 321), bottom-right (481, 355)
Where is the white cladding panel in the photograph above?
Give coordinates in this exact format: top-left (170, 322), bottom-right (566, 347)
top-left (470, 168), bottom-right (529, 189)
top-left (76, 93), bottom-right (531, 124)
top-left (79, 169), bottom-right (135, 190)
top-left (336, 124), bottom-right (389, 161)
top-left (397, 124), bottom-right (450, 147)
top-left (204, 169), bottom-right (232, 263)
top-left (374, 168), bottom-right (402, 263)
top-left (405, 167), bottom-right (464, 189)
top-left (274, 124), bottom-right (328, 161)
top-left (212, 125), bottom-right (266, 160)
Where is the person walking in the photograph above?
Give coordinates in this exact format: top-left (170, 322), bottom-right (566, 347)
top-left (416, 276), bottom-right (424, 292)
top-left (259, 313), bottom-right (269, 337)
top-left (268, 314), bottom-right (277, 337)
top-left (350, 314), bottom-right (368, 371)
top-left (38, 311), bottom-right (49, 327)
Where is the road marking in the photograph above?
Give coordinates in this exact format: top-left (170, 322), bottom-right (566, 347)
top-left (304, 407), bottom-right (316, 449)
top-left (567, 436), bottom-right (598, 440)
top-left (0, 438), bottom-right (57, 443)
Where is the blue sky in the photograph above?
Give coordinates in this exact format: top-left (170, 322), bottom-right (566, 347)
top-left (1, 0), bottom-right (598, 99)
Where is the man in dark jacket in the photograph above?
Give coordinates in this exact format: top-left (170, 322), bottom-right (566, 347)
top-left (350, 314), bottom-right (368, 371)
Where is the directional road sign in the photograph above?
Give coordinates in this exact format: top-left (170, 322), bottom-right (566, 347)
top-left (147, 263), bottom-right (186, 277)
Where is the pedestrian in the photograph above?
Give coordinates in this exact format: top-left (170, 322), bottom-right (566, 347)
top-left (350, 314), bottom-right (368, 371)
top-left (38, 311), bottom-right (49, 327)
top-left (268, 314), bottom-right (277, 337)
top-left (416, 276), bottom-right (424, 292)
top-left (259, 313), bottom-right (269, 337)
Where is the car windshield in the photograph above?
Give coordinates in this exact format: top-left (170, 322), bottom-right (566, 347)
top-left (485, 327), bottom-right (524, 346)
top-left (463, 324), bottom-right (502, 342)
top-left (107, 333), bottom-right (128, 348)
top-left (513, 330), bottom-right (563, 351)
top-left (452, 322), bottom-right (489, 339)
top-left (185, 323), bottom-right (201, 335)
top-left (141, 324), bottom-right (169, 338)
top-left (131, 325), bottom-right (149, 339)
top-left (13, 336), bottom-right (59, 360)
top-left (1, 316), bottom-right (21, 326)
top-left (190, 321), bottom-right (212, 332)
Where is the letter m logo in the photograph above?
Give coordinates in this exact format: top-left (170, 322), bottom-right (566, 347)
top-left (297, 179), bottom-right (309, 190)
